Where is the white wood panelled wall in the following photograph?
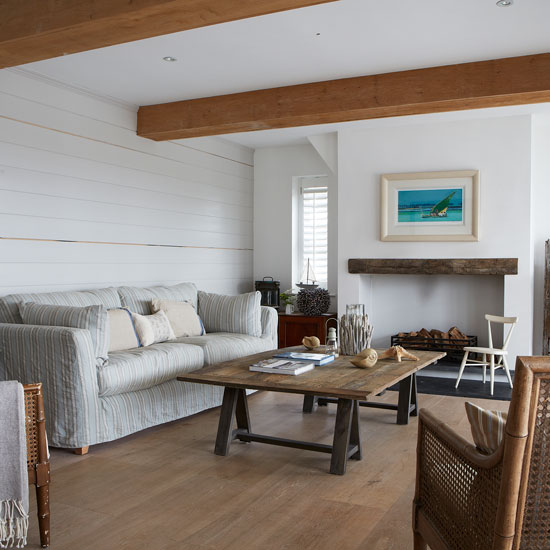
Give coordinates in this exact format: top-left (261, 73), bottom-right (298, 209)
top-left (0, 69), bottom-right (254, 296)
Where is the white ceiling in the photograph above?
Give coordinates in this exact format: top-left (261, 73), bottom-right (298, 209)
top-left (17, 0), bottom-right (550, 148)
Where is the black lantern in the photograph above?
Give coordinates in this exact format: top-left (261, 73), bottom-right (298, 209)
top-left (255, 277), bottom-right (280, 308)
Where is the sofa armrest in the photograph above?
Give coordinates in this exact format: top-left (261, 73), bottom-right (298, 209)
top-left (0, 323), bottom-right (100, 448)
top-left (260, 306), bottom-right (278, 348)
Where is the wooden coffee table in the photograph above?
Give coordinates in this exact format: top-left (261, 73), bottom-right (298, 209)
top-left (178, 347), bottom-right (445, 475)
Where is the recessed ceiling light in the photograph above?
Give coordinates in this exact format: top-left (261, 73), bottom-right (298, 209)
top-left (162, 56), bottom-right (177, 62)
top-left (496, 0), bottom-right (513, 6)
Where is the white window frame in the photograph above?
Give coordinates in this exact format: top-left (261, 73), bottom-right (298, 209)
top-left (297, 177), bottom-right (329, 289)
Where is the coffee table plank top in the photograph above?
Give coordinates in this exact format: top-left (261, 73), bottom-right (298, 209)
top-left (178, 347), bottom-right (445, 401)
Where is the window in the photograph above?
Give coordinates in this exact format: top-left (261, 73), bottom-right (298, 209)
top-left (299, 184), bottom-right (328, 286)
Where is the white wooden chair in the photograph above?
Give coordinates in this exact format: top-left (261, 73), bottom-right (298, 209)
top-left (455, 314), bottom-right (518, 395)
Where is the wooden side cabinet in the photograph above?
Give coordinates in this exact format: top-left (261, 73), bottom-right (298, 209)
top-left (278, 313), bottom-right (337, 348)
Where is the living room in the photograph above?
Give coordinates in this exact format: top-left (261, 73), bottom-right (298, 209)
top-left (1, 1), bottom-right (550, 549)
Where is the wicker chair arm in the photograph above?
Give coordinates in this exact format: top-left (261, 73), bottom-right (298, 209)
top-left (419, 408), bottom-right (503, 469)
top-left (415, 409), bottom-right (505, 550)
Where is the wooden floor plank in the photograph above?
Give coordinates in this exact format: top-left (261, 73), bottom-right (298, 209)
top-left (24, 390), bottom-right (508, 549)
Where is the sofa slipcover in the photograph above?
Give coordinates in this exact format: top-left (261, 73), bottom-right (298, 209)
top-left (177, 333), bottom-right (273, 365)
top-left (98, 342), bottom-right (204, 397)
top-left (0, 283), bottom-right (278, 449)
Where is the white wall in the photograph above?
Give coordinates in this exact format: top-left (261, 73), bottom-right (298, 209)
top-left (338, 116), bottom-right (534, 361)
top-left (531, 115), bottom-right (550, 354)
top-left (0, 69), bottom-right (254, 295)
top-left (253, 143), bottom-right (337, 304)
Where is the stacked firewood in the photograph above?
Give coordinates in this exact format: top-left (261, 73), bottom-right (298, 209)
top-left (396, 326), bottom-right (469, 350)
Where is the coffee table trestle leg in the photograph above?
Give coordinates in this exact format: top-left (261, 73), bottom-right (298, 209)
top-left (302, 395), bottom-right (319, 413)
top-left (214, 387), bottom-right (239, 456)
top-left (349, 400), bottom-right (362, 461)
top-left (397, 373), bottom-right (418, 425)
top-left (410, 373), bottom-right (418, 417)
top-left (235, 389), bottom-right (251, 433)
top-left (330, 398), bottom-right (362, 475)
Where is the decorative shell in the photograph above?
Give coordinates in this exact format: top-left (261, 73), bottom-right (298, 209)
top-left (302, 336), bottom-right (321, 350)
top-left (350, 348), bottom-right (378, 368)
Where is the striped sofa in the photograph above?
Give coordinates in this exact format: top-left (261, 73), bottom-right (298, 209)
top-left (0, 283), bottom-right (278, 450)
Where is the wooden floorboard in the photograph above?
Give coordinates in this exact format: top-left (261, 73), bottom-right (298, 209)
top-left (25, 391), bottom-right (508, 549)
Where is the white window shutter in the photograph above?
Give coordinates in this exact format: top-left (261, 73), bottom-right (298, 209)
top-left (302, 186), bottom-right (328, 285)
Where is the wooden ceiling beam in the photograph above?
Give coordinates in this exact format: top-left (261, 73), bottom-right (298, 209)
top-left (0, 0), bottom-right (337, 69)
top-left (137, 53), bottom-right (550, 141)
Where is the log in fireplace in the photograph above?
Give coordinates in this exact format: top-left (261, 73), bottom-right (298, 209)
top-left (391, 326), bottom-right (477, 362)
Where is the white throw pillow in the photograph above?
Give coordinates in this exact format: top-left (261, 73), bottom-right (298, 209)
top-left (131, 310), bottom-right (175, 347)
top-left (107, 308), bottom-right (141, 352)
top-left (150, 299), bottom-right (204, 338)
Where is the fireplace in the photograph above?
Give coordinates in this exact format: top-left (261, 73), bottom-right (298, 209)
top-left (346, 257), bottom-right (517, 356)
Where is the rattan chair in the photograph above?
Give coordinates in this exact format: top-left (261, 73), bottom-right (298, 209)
top-left (24, 383), bottom-right (50, 548)
top-left (414, 356), bottom-right (550, 550)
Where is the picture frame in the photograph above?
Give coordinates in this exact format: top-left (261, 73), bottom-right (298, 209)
top-left (380, 170), bottom-right (479, 242)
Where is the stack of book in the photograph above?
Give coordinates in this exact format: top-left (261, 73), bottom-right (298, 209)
top-left (273, 351), bottom-right (335, 366)
top-left (249, 352), bottom-right (335, 375)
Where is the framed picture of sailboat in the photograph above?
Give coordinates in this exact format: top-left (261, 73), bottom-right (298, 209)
top-left (380, 170), bottom-right (479, 242)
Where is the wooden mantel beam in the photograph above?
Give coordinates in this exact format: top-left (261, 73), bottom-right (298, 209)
top-left (0, 0), bottom-right (337, 69)
top-left (348, 258), bottom-right (518, 276)
top-left (137, 53), bottom-right (550, 141)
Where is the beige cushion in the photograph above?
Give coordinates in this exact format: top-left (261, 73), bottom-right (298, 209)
top-left (108, 308), bottom-right (140, 352)
top-left (465, 401), bottom-right (508, 454)
top-left (150, 299), bottom-right (204, 338)
top-left (131, 310), bottom-right (175, 347)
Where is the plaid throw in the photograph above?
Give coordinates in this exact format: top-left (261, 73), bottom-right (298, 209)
top-left (0, 381), bottom-right (28, 548)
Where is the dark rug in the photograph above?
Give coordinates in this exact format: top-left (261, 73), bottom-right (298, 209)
top-left (388, 363), bottom-right (513, 401)
top-left (414, 375), bottom-right (512, 401)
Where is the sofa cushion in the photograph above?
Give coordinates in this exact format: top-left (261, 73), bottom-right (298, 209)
top-left (0, 287), bottom-right (121, 324)
top-left (108, 308), bottom-right (140, 352)
top-left (131, 311), bottom-right (175, 346)
top-left (118, 283), bottom-right (197, 315)
top-left (465, 401), bottom-right (508, 454)
top-left (98, 342), bottom-right (204, 397)
top-left (19, 302), bottom-right (109, 366)
top-left (176, 332), bottom-right (273, 365)
top-left (151, 299), bottom-right (204, 337)
top-left (198, 291), bottom-right (262, 337)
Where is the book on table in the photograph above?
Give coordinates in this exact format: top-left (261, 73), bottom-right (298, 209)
top-left (272, 351), bottom-right (335, 366)
top-left (249, 358), bottom-right (315, 375)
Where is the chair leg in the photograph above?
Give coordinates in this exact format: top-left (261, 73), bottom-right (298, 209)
top-left (414, 532), bottom-right (428, 550)
top-left (503, 356), bottom-right (514, 389)
top-left (455, 351), bottom-right (469, 388)
top-left (490, 355), bottom-right (495, 396)
top-left (482, 353), bottom-right (487, 383)
top-left (36, 483), bottom-right (50, 547)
